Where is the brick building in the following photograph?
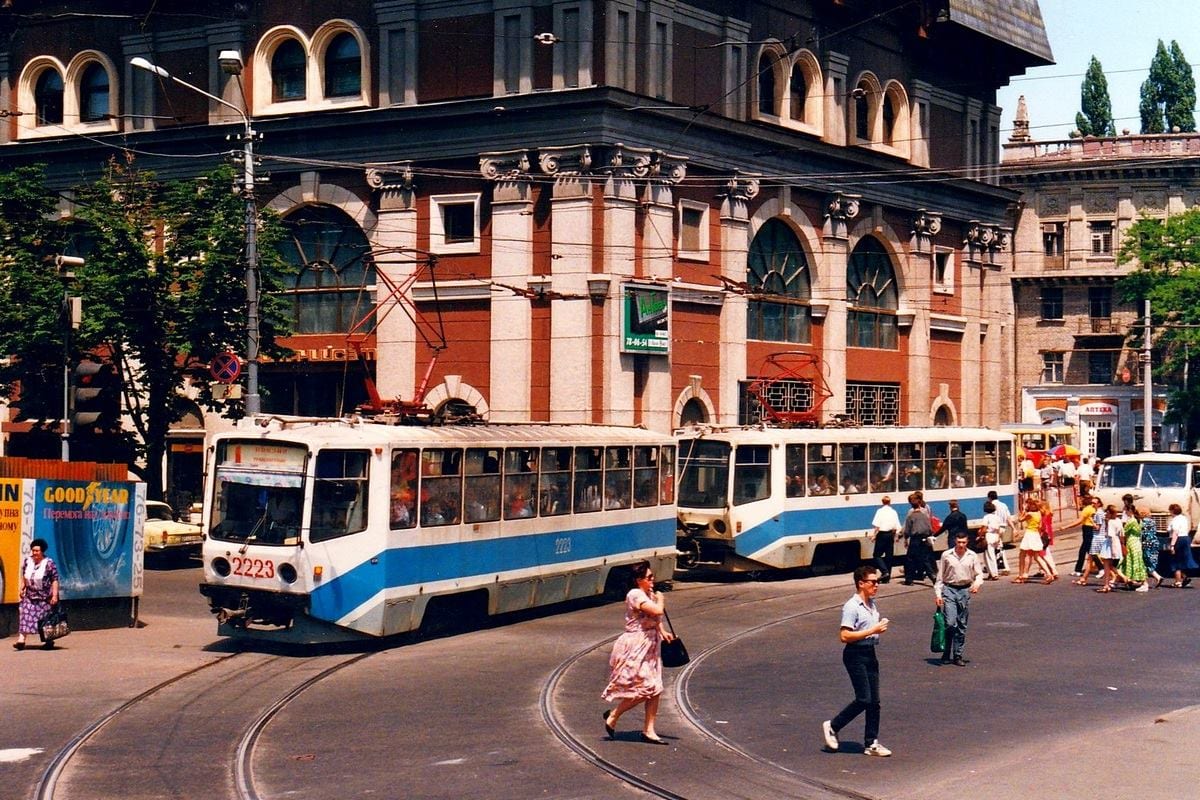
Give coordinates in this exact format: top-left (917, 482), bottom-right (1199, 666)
top-left (0, 1), bottom-right (1050, 500)
top-left (1001, 98), bottom-right (1198, 456)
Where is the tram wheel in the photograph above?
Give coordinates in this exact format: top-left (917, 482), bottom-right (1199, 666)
top-left (676, 538), bottom-right (701, 570)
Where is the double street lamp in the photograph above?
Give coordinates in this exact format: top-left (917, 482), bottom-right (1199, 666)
top-left (131, 52), bottom-right (262, 415)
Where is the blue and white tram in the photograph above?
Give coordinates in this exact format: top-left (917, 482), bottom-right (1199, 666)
top-left (675, 426), bottom-right (1016, 572)
top-left (199, 417), bottom-right (677, 642)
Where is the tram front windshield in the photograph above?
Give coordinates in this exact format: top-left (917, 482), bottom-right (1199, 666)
top-left (210, 441), bottom-right (307, 545)
top-left (677, 439), bottom-right (731, 509)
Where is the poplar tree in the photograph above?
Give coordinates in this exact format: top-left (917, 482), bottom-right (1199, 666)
top-left (1076, 56), bottom-right (1115, 137)
top-left (1142, 39), bottom-right (1197, 133)
top-left (1166, 40), bottom-right (1196, 132)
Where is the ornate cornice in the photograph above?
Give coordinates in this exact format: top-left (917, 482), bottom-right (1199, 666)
top-left (603, 143), bottom-right (687, 185)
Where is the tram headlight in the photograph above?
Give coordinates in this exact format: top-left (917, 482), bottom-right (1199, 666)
top-left (712, 518), bottom-right (727, 535)
top-left (212, 556), bottom-right (231, 577)
top-left (278, 562), bottom-right (298, 584)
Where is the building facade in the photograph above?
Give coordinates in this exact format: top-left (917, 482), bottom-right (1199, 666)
top-left (0, 1), bottom-right (1050, 501)
top-left (1001, 100), bottom-right (1199, 456)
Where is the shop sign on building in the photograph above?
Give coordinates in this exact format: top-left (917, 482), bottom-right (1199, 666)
top-left (621, 284), bottom-right (670, 355)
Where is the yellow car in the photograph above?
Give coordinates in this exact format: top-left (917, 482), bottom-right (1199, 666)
top-left (144, 500), bottom-right (204, 565)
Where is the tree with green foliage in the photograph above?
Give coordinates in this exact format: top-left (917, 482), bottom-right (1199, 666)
top-left (1117, 208), bottom-right (1200, 448)
top-left (1141, 39), bottom-right (1197, 133)
top-left (1167, 40), bottom-right (1196, 133)
top-left (1076, 56), bottom-right (1116, 137)
top-left (0, 160), bottom-right (292, 497)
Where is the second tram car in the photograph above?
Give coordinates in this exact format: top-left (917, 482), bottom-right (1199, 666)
top-left (676, 426), bottom-right (1016, 572)
top-left (199, 418), bottom-right (677, 642)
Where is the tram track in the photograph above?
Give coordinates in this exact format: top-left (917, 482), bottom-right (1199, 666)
top-left (541, 581), bottom-right (932, 799)
top-left (33, 648), bottom-right (375, 800)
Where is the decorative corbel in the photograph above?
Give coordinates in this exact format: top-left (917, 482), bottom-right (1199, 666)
top-left (365, 163), bottom-right (416, 211)
top-left (824, 191), bottom-right (861, 239)
top-left (910, 208), bottom-right (942, 254)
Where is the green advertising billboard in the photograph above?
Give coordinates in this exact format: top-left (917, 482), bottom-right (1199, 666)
top-left (621, 284), bottom-right (670, 355)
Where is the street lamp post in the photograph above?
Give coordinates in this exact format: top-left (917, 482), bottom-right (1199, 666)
top-left (131, 53), bottom-right (261, 415)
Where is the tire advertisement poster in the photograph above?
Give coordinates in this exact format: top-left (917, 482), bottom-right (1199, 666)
top-left (20, 479), bottom-right (146, 600)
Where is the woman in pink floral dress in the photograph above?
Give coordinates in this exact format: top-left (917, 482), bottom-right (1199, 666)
top-left (601, 561), bottom-right (674, 745)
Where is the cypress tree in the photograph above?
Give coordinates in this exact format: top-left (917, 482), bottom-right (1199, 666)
top-left (1076, 56), bottom-right (1115, 137)
top-left (1166, 40), bottom-right (1196, 132)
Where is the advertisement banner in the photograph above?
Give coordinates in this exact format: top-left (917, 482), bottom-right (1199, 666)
top-left (621, 284), bottom-right (670, 355)
top-left (0, 479), bottom-right (21, 604)
top-left (33, 480), bottom-right (144, 600)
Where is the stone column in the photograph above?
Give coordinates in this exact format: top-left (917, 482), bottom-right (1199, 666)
top-left (365, 166), bottom-right (418, 402)
top-left (634, 149), bottom-right (687, 433)
top-left (598, 145), bottom-right (642, 425)
top-left (480, 150), bottom-right (535, 421)
top-left (717, 172), bottom-right (759, 426)
top-left (821, 192), bottom-right (859, 419)
top-left (540, 145), bottom-right (595, 423)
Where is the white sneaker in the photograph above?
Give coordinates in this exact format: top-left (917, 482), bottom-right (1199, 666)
top-left (1134, 584), bottom-right (1150, 592)
top-left (864, 740), bottom-right (892, 757)
top-left (821, 720), bottom-right (839, 751)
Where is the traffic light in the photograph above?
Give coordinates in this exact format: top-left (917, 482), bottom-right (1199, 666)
top-left (73, 360), bottom-right (120, 432)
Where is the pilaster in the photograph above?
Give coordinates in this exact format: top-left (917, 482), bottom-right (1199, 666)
top-left (717, 172), bottom-right (759, 426)
top-left (365, 165), bottom-right (418, 401)
top-left (481, 149), bottom-right (536, 421)
top-left (823, 51), bottom-right (850, 147)
top-left (821, 192), bottom-right (859, 418)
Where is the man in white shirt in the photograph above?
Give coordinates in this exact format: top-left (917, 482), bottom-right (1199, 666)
top-left (935, 531), bottom-right (985, 666)
top-left (869, 496), bottom-right (902, 583)
top-left (986, 490), bottom-right (1012, 574)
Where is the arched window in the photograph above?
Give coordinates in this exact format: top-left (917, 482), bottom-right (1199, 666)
top-left (758, 53), bottom-right (777, 116)
top-left (324, 32), bottom-right (361, 98)
top-left (747, 218), bottom-right (811, 343)
top-left (281, 205), bottom-right (375, 334)
top-left (882, 96), bottom-right (896, 145)
top-left (271, 39), bottom-right (307, 102)
top-left (35, 69), bottom-right (64, 126)
top-left (679, 398), bottom-right (707, 426)
top-left (847, 236), bottom-right (898, 349)
top-left (78, 62), bottom-right (109, 123)
top-left (854, 85), bottom-right (870, 141)
top-left (789, 63), bottom-right (807, 123)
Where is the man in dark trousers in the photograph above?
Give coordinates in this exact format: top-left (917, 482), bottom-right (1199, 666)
top-left (941, 498), bottom-right (970, 550)
top-left (935, 530), bottom-right (985, 665)
top-left (901, 493), bottom-right (937, 585)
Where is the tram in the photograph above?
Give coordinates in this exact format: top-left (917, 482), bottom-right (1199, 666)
top-left (675, 426), bottom-right (1017, 572)
top-left (199, 417), bottom-right (677, 643)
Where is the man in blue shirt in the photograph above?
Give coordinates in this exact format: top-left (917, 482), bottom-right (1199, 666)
top-left (822, 565), bottom-right (892, 757)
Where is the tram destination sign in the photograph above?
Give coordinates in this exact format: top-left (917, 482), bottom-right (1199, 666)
top-left (621, 283), bottom-right (670, 356)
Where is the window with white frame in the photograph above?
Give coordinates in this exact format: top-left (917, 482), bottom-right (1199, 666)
top-left (932, 248), bottom-right (954, 294)
top-left (18, 53), bottom-right (119, 139)
top-left (1089, 221), bottom-right (1114, 256)
top-left (34, 66), bottom-right (64, 126)
top-left (430, 194), bottom-right (482, 254)
top-left (678, 200), bottom-right (709, 260)
top-left (254, 22), bottom-right (370, 116)
top-left (1041, 352), bottom-right (1064, 383)
top-left (323, 32), bottom-right (362, 98)
top-left (271, 38), bottom-right (306, 102)
top-left (78, 61), bottom-right (109, 122)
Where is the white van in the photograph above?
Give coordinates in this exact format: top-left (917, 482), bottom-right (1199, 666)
top-left (1094, 453), bottom-right (1200, 533)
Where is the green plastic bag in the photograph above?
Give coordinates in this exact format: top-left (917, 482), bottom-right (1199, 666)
top-left (930, 609), bottom-right (946, 654)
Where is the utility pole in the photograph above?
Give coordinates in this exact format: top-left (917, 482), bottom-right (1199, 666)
top-left (57, 255), bottom-right (83, 461)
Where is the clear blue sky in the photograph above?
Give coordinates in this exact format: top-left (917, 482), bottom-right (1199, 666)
top-left (995, 0), bottom-right (1200, 142)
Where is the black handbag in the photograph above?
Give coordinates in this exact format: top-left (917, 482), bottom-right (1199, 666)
top-left (37, 604), bottom-right (70, 643)
top-left (660, 611), bottom-right (689, 668)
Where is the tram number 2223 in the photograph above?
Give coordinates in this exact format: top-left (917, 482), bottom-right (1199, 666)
top-left (231, 556), bottom-right (276, 579)
top-left (554, 537), bottom-right (571, 555)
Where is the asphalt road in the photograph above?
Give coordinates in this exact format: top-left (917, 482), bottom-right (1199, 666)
top-left (3, 539), bottom-right (1199, 800)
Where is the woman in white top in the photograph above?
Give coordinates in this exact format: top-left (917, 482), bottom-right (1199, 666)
top-left (1095, 506), bottom-right (1124, 593)
top-left (1166, 503), bottom-right (1197, 588)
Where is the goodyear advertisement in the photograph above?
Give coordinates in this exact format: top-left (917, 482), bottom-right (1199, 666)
top-left (0, 479), bottom-right (21, 604)
top-left (29, 479), bottom-right (145, 600)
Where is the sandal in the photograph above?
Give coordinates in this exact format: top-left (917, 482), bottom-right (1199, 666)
top-left (1096, 586), bottom-right (1112, 593)
top-left (1041, 577), bottom-right (1055, 585)
top-left (1012, 577), bottom-right (1027, 584)
top-left (1072, 579), bottom-right (1088, 586)
top-left (1173, 581), bottom-right (1184, 588)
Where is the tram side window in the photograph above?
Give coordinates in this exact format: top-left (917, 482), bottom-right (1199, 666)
top-left (311, 449), bottom-right (370, 543)
top-left (421, 448), bottom-right (462, 526)
top-left (575, 446), bottom-right (603, 512)
top-left (925, 442), bottom-right (948, 490)
top-left (839, 444), bottom-right (867, 494)
top-left (997, 441), bottom-right (1013, 485)
top-left (634, 446), bottom-right (660, 507)
top-left (659, 445), bottom-right (675, 504)
top-left (733, 445), bottom-right (771, 505)
top-left (785, 444), bottom-right (806, 497)
top-left (504, 447), bottom-right (539, 520)
top-left (899, 443), bottom-right (923, 491)
top-left (540, 447), bottom-right (572, 516)
top-left (869, 443), bottom-right (896, 493)
top-left (975, 443), bottom-right (998, 487)
top-left (464, 448), bottom-right (502, 523)
top-left (605, 446), bottom-right (632, 509)
top-left (390, 449), bottom-right (418, 529)
top-left (951, 442), bottom-right (974, 488)
top-left (807, 443), bottom-right (835, 496)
